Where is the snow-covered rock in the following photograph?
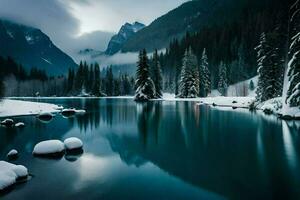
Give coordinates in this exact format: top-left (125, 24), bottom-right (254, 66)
top-left (64, 137), bottom-right (83, 151)
top-left (61, 108), bottom-right (76, 117)
top-left (37, 113), bottom-right (53, 122)
top-left (15, 122), bottom-right (25, 128)
top-left (33, 140), bottom-right (65, 157)
top-left (75, 109), bottom-right (86, 115)
top-left (0, 119), bottom-right (14, 127)
top-left (0, 161), bottom-right (28, 191)
top-left (7, 150), bottom-right (18, 160)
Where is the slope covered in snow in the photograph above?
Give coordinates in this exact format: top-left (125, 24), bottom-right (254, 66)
top-left (0, 99), bottom-right (62, 117)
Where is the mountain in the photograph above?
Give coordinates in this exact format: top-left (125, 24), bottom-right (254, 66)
top-left (121, 0), bottom-right (287, 53)
top-left (105, 22), bottom-right (145, 55)
top-left (0, 19), bottom-right (77, 75)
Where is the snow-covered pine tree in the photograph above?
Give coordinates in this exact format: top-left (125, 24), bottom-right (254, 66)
top-left (199, 48), bottom-right (211, 97)
top-left (178, 47), bottom-right (199, 98)
top-left (218, 61), bottom-right (228, 96)
top-left (151, 49), bottom-right (163, 98)
top-left (285, 0), bottom-right (300, 108)
top-left (255, 33), bottom-right (272, 102)
top-left (256, 32), bottom-right (284, 103)
top-left (134, 49), bottom-right (156, 101)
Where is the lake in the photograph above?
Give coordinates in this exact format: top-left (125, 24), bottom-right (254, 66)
top-left (0, 98), bottom-right (300, 200)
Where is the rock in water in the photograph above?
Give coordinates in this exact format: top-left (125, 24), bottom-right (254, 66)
top-left (1, 119), bottom-right (14, 127)
top-left (37, 113), bottom-right (53, 122)
top-left (33, 140), bottom-right (65, 158)
top-left (7, 150), bottom-right (18, 160)
top-left (15, 122), bottom-right (25, 128)
top-left (0, 161), bottom-right (28, 192)
top-left (64, 137), bottom-right (83, 154)
top-left (61, 109), bottom-right (76, 117)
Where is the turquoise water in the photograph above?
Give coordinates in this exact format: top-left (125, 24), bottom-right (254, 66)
top-left (0, 98), bottom-right (300, 200)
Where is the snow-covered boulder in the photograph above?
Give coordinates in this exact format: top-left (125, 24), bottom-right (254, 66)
top-left (61, 109), bottom-right (76, 117)
top-left (64, 137), bottom-right (83, 154)
top-left (37, 113), bottom-right (53, 122)
top-left (75, 110), bottom-right (86, 115)
top-left (15, 122), bottom-right (25, 128)
top-left (0, 119), bottom-right (14, 127)
top-left (7, 150), bottom-right (18, 160)
top-left (33, 140), bottom-right (65, 157)
top-left (0, 161), bottom-right (28, 191)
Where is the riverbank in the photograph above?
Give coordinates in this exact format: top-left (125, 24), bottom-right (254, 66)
top-left (0, 99), bottom-right (62, 118)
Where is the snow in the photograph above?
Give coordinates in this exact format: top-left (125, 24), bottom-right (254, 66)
top-left (62, 108), bottom-right (76, 114)
top-left (15, 122), bottom-right (25, 128)
top-left (1, 118), bottom-right (14, 126)
top-left (0, 161), bottom-right (28, 191)
top-left (41, 57), bottom-right (52, 65)
top-left (64, 137), bottom-right (83, 150)
top-left (0, 99), bottom-right (62, 118)
top-left (7, 150), bottom-right (18, 158)
top-left (33, 140), bottom-right (65, 156)
top-left (161, 93), bottom-right (254, 108)
top-left (257, 97), bottom-right (300, 119)
top-left (257, 97), bottom-right (282, 114)
top-left (6, 31), bottom-right (14, 39)
top-left (211, 76), bottom-right (258, 97)
top-left (25, 35), bottom-right (34, 44)
top-left (75, 109), bottom-right (86, 114)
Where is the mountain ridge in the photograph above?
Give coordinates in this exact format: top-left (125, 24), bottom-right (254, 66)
top-left (105, 21), bottom-right (145, 55)
top-left (0, 19), bottom-right (77, 75)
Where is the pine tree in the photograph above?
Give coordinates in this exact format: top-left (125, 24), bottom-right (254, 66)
top-left (285, 0), bottom-right (300, 107)
top-left (92, 63), bottom-right (102, 96)
top-left (105, 66), bottom-right (114, 96)
top-left (134, 49), bottom-right (156, 101)
top-left (178, 47), bottom-right (199, 98)
top-left (151, 49), bottom-right (163, 98)
top-left (199, 48), bottom-right (211, 97)
top-left (75, 61), bottom-right (84, 91)
top-left (255, 32), bottom-right (284, 102)
top-left (218, 61), bottom-right (228, 96)
top-left (67, 68), bottom-right (74, 94)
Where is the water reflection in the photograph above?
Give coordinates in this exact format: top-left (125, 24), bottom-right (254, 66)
top-left (0, 99), bottom-right (300, 199)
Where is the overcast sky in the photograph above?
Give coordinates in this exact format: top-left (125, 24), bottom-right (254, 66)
top-left (0, 0), bottom-right (188, 54)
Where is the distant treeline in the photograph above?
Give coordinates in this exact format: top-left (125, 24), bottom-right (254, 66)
top-left (0, 56), bottom-right (135, 97)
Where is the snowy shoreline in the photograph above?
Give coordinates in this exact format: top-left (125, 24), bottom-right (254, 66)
top-left (2, 95), bottom-right (299, 119)
top-left (0, 99), bottom-right (62, 118)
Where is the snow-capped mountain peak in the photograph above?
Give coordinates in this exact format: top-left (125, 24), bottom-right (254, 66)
top-left (105, 22), bottom-right (145, 55)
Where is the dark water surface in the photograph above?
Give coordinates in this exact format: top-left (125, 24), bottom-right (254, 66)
top-left (1, 98), bottom-right (300, 200)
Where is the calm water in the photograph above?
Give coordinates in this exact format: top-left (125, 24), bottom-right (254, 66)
top-left (1, 98), bottom-right (300, 200)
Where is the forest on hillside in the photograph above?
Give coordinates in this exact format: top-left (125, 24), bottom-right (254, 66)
top-left (159, 0), bottom-right (289, 92)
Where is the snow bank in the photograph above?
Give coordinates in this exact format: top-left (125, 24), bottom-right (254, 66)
top-left (64, 137), bottom-right (83, 150)
top-left (198, 97), bottom-right (254, 108)
top-left (161, 94), bottom-right (254, 109)
top-left (257, 97), bottom-right (282, 115)
top-left (210, 76), bottom-right (258, 97)
top-left (33, 140), bottom-right (65, 157)
top-left (256, 97), bottom-right (300, 119)
top-left (0, 99), bottom-right (62, 118)
top-left (0, 161), bottom-right (28, 191)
